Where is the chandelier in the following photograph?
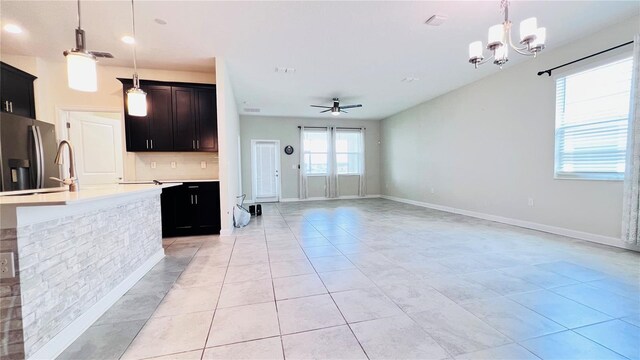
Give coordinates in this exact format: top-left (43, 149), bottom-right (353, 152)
top-left (468, 0), bottom-right (546, 69)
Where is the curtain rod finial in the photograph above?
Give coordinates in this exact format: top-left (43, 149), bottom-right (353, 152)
top-left (537, 70), bottom-right (552, 76)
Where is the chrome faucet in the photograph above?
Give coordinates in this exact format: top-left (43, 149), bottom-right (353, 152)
top-left (50, 140), bottom-right (79, 192)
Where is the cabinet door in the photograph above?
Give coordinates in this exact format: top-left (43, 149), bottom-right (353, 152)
top-left (196, 182), bottom-right (221, 234)
top-left (123, 88), bottom-right (150, 151)
top-left (147, 86), bottom-right (173, 151)
top-left (172, 87), bottom-right (197, 151)
top-left (1, 64), bottom-right (36, 118)
top-left (161, 186), bottom-right (178, 237)
top-left (174, 185), bottom-right (198, 230)
top-left (195, 88), bottom-right (218, 152)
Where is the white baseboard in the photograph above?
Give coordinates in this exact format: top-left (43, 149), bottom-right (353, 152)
top-left (380, 195), bottom-right (639, 252)
top-left (220, 228), bottom-right (234, 236)
top-left (280, 195), bottom-right (381, 203)
top-left (28, 249), bottom-right (165, 360)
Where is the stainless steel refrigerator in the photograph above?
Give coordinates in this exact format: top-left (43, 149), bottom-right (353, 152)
top-left (0, 112), bottom-right (59, 192)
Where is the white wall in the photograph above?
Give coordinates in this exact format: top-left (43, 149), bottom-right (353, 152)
top-left (216, 58), bottom-right (241, 234)
top-left (380, 16), bottom-right (639, 248)
top-left (0, 55), bottom-right (216, 181)
top-left (240, 115), bottom-right (381, 201)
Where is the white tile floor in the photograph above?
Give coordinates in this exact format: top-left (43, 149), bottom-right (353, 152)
top-left (58, 199), bottom-right (640, 360)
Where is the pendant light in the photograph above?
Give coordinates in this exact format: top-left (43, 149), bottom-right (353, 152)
top-left (63, 0), bottom-right (97, 92)
top-left (126, 0), bottom-right (147, 117)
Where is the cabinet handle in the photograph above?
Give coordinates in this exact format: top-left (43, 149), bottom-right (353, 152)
top-left (190, 194), bottom-right (194, 204)
top-left (195, 194), bottom-right (198, 205)
top-left (4, 101), bottom-right (8, 112)
top-left (146, 139), bottom-right (149, 149)
top-left (150, 139), bottom-right (153, 149)
top-left (192, 140), bottom-right (195, 150)
top-left (196, 140), bottom-right (199, 149)
top-left (9, 102), bottom-right (12, 113)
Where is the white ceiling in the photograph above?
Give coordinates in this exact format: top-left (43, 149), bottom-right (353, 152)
top-left (2, 1), bottom-right (638, 120)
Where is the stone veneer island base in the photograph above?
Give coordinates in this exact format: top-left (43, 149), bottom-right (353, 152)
top-left (0, 184), bottom-right (178, 360)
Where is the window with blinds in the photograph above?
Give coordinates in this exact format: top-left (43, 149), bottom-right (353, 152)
top-left (554, 56), bottom-right (633, 180)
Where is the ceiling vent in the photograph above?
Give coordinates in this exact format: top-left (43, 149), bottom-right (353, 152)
top-left (401, 77), bottom-right (420, 83)
top-left (275, 67), bottom-right (296, 74)
top-left (244, 108), bottom-right (261, 113)
top-left (425, 14), bottom-right (447, 26)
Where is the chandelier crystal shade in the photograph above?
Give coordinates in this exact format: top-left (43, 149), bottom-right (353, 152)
top-left (468, 0), bottom-right (547, 69)
top-left (127, 0), bottom-right (147, 117)
top-left (64, 0), bottom-right (98, 92)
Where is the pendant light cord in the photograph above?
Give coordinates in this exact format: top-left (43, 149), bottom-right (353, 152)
top-left (77, 0), bottom-right (81, 29)
top-left (131, 0), bottom-right (139, 88)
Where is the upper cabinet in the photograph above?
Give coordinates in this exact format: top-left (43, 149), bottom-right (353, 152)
top-left (119, 79), bottom-right (217, 152)
top-left (1, 62), bottom-right (37, 119)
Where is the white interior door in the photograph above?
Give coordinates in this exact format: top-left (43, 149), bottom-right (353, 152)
top-left (66, 111), bottom-right (124, 185)
top-left (252, 140), bottom-right (280, 202)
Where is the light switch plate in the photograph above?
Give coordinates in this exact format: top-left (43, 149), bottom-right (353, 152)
top-left (201, 161), bottom-right (207, 169)
top-left (171, 161), bottom-right (177, 169)
top-left (0, 252), bottom-right (15, 278)
top-left (151, 161), bottom-right (157, 169)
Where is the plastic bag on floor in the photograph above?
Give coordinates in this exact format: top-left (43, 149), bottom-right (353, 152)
top-left (233, 195), bottom-right (251, 228)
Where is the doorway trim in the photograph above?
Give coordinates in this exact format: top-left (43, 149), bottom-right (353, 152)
top-left (251, 139), bottom-right (281, 203)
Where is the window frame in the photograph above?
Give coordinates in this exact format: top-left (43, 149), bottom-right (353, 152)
top-left (553, 52), bottom-right (633, 182)
top-left (335, 129), bottom-right (363, 176)
top-left (302, 129), bottom-right (329, 176)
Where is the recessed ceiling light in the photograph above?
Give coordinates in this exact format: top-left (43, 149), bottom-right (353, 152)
top-left (154, 18), bottom-right (167, 25)
top-left (121, 35), bottom-right (135, 44)
top-left (425, 14), bottom-right (448, 26)
top-left (3, 24), bottom-right (23, 34)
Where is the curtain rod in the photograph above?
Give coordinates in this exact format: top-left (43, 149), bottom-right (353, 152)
top-left (298, 126), bottom-right (365, 130)
top-left (537, 41), bottom-right (633, 77)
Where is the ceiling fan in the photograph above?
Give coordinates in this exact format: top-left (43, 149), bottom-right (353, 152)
top-left (310, 98), bottom-right (362, 116)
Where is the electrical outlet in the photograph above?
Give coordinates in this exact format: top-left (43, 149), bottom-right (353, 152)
top-left (171, 161), bottom-right (177, 169)
top-left (528, 197), bottom-right (534, 207)
top-left (430, 187), bottom-right (435, 194)
top-left (151, 161), bottom-right (157, 169)
top-left (200, 161), bottom-right (207, 169)
top-left (0, 252), bottom-right (15, 278)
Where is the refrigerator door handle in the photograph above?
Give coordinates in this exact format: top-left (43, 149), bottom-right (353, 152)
top-left (36, 126), bottom-right (45, 189)
top-left (30, 125), bottom-right (41, 188)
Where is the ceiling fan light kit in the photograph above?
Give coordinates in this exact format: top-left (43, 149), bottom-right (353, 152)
top-left (468, 0), bottom-right (546, 69)
top-left (126, 0), bottom-right (147, 117)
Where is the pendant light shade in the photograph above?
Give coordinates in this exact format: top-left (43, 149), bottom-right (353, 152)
top-left (66, 51), bottom-right (97, 92)
top-left (127, 87), bottom-right (147, 116)
top-left (64, 1), bottom-right (98, 92)
top-left (127, 0), bottom-right (147, 117)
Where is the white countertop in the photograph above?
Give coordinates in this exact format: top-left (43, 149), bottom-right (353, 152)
top-left (120, 179), bottom-right (219, 184)
top-left (0, 183), bottom-right (181, 206)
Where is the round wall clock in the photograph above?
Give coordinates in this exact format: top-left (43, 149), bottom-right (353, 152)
top-left (284, 145), bottom-right (294, 155)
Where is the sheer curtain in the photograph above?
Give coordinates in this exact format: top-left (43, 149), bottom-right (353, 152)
top-left (358, 127), bottom-right (367, 197)
top-left (299, 126), bottom-right (308, 199)
top-left (326, 126), bottom-right (338, 198)
top-left (622, 34), bottom-right (640, 245)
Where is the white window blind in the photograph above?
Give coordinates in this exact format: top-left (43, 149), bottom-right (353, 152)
top-left (555, 56), bottom-right (633, 180)
top-left (335, 130), bottom-right (362, 175)
top-left (303, 129), bottom-right (328, 175)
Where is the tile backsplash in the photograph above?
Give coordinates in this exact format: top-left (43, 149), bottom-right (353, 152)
top-left (134, 152), bottom-right (219, 181)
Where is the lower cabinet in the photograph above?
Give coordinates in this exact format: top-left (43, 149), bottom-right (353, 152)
top-left (161, 182), bottom-right (221, 237)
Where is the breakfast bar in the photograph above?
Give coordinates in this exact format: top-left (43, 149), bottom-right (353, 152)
top-left (0, 183), bottom-right (179, 360)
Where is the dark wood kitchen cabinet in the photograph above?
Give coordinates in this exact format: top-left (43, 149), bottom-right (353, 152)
top-left (1, 62), bottom-right (36, 118)
top-left (161, 182), bottom-right (221, 237)
top-left (124, 85), bottom-right (173, 151)
top-left (119, 78), bottom-right (217, 152)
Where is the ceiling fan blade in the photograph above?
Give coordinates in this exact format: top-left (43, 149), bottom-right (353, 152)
top-left (340, 104), bottom-right (362, 109)
top-left (89, 51), bottom-right (114, 58)
top-left (320, 109), bottom-right (332, 113)
top-left (340, 110), bottom-right (348, 113)
top-left (310, 105), bottom-right (331, 108)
